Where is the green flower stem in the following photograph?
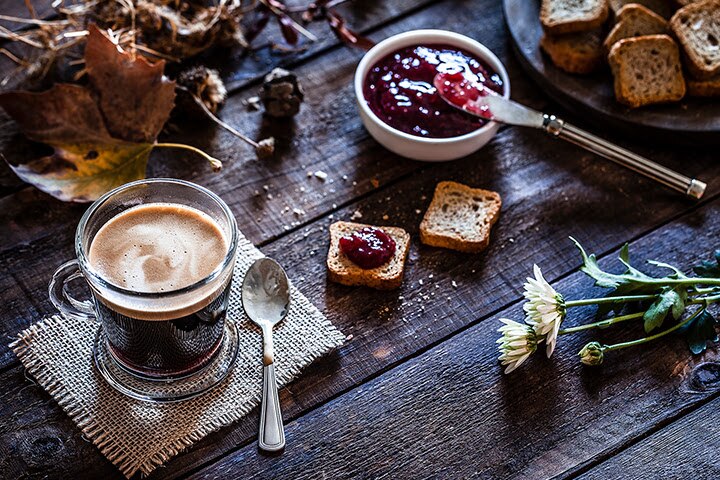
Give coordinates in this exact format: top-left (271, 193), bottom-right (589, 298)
top-left (692, 287), bottom-right (719, 295)
top-left (689, 293), bottom-right (720, 305)
top-left (565, 295), bottom-right (658, 308)
top-left (558, 311), bottom-right (645, 335)
top-left (602, 308), bottom-right (704, 353)
top-left (564, 290), bottom-right (720, 310)
top-left (644, 278), bottom-right (720, 287)
top-left (153, 143), bottom-right (223, 171)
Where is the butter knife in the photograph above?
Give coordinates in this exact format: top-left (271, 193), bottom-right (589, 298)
top-left (434, 74), bottom-right (706, 200)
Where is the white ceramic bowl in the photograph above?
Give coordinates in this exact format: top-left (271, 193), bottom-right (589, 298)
top-left (354, 29), bottom-right (510, 162)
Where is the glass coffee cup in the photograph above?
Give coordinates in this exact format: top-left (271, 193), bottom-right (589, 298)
top-left (50, 178), bottom-right (240, 402)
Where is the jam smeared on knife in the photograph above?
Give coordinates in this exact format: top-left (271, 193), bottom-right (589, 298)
top-left (363, 44), bottom-right (503, 138)
top-left (433, 71), bottom-right (494, 119)
top-left (340, 227), bottom-right (396, 269)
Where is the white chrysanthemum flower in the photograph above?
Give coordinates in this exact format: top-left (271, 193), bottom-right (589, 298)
top-left (523, 264), bottom-right (566, 357)
top-left (497, 319), bottom-right (538, 374)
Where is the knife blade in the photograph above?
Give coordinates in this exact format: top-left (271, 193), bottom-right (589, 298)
top-left (432, 73), bottom-right (544, 129)
top-left (467, 94), bottom-right (545, 129)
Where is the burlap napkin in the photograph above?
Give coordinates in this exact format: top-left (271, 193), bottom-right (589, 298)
top-left (10, 231), bottom-right (345, 478)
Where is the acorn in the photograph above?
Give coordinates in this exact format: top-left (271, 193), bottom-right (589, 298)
top-left (259, 68), bottom-right (304, 118)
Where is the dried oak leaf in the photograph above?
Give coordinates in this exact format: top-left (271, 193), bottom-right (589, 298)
top-left (0, 25), bottom-right (176, 202)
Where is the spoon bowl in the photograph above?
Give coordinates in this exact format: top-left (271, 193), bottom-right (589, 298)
top-left (242, 258), bottom-right (290, 329)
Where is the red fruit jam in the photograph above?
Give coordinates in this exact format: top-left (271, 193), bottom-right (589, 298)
top-left (339, 227), bottom-right (396, 269)
top-left (363, 44), bottom-right (503, 138)
top-left (433, 71), bottom-right (493, 120)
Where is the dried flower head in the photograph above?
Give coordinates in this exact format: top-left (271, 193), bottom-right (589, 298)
top-left (177, 66), bottom-right (228, 114)
top-left (523, 264), bottom-right (566, 357)
top-left (256, 137), bottom-right (276, 159)
top-left (497, 319), bottom-right (538, 374)
top-left (579, 342), bottom-right (604, 366)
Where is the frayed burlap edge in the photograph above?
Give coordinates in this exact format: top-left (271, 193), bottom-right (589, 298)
top-left (10, 313), bottom-right (345, 478)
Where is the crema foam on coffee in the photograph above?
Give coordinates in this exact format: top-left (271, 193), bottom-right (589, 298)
top-left (88, 203), bottom-right (228, 293)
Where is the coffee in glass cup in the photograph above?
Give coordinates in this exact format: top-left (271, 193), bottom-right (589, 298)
top-left (49, 178), bottom-right (240, 401)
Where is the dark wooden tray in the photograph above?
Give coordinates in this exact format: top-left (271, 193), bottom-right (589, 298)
top-left (503, 0), bottom-right (720, 145)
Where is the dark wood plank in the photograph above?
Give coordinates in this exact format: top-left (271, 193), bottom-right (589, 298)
top-left (579, 394), bottom-right (720, 480)
top-left (1, 121), bottom-right (718, 478)
top-left (192, 201), bottom-right (720, 479)
top-left (0, 366), bottom-right (117, 478)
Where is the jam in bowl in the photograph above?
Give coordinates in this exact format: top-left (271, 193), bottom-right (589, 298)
top-left (363, 44), bottom-right (504, 138)
top-left (354, 29), bottom-right (510, 162)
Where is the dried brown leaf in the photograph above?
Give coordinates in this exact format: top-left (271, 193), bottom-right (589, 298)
top-left (326, 10), bottom-right (374, 50)
top-left (276, 13), bottom-right (300, 45)
top-left (0, 25), bottom-right (204, 203)
top-left (84, 25), bottom-right (176, 143)
top-left (0, 83), bottom-right (113, 144)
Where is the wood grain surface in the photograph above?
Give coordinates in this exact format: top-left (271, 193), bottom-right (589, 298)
top-left (579, 395), bottom-right (720, 480)
top-left (0, 0), bottom-right (718, 478)
top-left (191, 201), bottom-right (720, 479)
top-left (503, 0), bottom-right (720, 144)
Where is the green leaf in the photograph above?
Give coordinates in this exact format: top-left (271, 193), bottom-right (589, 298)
top-left (673, 289), bottom-right (687, 320)
top-left (571, 237), bottom-right (657, 290)
top-left (644, 287), bottom-right (681, 333)
top-left (571, 238), bottom-right (669, 320)
top-left (693, 250), bottom-right (720, 278)
top-left (619, 243), bottom-right (630, 264)
top-left (647, 260), bottom-right (687, 279)
top-left (571, 237), bottom-right (623, 289)
top-left (680, 309), bottom-right (719, 355)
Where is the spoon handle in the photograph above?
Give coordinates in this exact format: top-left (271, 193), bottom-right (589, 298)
top-left (259, 362), bottom-right (285, 452)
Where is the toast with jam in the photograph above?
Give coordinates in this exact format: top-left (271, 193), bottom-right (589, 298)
top-left (327, 221), bottom-right (410, 290)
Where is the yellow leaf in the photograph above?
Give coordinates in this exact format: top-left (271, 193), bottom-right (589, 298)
top-left (9, 142), bottom-right (153, 203)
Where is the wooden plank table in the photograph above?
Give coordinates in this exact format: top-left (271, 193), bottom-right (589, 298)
top-left (1, 1), bottom-right (719, 478)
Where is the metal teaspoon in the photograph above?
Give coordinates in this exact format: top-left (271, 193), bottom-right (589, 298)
top-left (242, 257), bottom-right (291, 452)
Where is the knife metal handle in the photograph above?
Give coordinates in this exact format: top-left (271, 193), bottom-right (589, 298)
top-left (542, 114), bottom-right (706, 200)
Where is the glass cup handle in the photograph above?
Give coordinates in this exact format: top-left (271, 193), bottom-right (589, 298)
top-left (49, 260), bottom-right (96, 321)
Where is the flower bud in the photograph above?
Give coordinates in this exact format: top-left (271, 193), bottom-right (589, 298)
top-left (579, 342), bottom-right (604, 366)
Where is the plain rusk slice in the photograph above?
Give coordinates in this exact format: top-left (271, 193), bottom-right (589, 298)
top-left (670, 0), bottom-right (720, 79)
top-left (608, 34), bottom-right (686, 107)
top-left (419, 181), bottom-right (502, 254)
top-left (327, 221), bottom-right (410, 290)
top-left (541, 29), bottom-right (605, 74)
top-left (604, 4), bottom-right (669, 52)
top-left (609, 0), bottom-right (675, 19)
top-left (687, 74), bottom-right (720, 96)
top-left (541, 0), bottom-right (610, 34)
